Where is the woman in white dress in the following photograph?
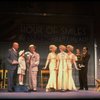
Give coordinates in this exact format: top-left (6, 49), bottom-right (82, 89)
top-left (43, 45), bottom-right (57, 92)
top-left (57, 45), bottom-right (68, 91)
top-left (66, 45), bottom-right (79, 91)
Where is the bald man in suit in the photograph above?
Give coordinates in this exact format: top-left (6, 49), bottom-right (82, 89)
top-left (6, 42), bottom-right (19, 92)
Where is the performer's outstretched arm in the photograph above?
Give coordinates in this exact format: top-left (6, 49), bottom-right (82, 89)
top-left (73, 61), bottom-right (80, 70)
top-left (73, 55), bottom-right (80, 70)
top-left (43, 53), bottom-right (50, 69)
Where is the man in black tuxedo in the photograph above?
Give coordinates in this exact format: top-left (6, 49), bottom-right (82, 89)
top-left (79, 47), bottom-right (90, 90)
top-left (6, 42), bottom-right (19, 92)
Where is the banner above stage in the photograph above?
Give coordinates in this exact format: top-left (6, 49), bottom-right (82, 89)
top-left (4, 23), bottom-right (90, 44)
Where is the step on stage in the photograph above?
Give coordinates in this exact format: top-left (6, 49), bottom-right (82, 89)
top-left (0, 88), bottom-right (100, 99)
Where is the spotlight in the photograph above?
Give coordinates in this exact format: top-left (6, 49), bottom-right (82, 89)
top-left (43, 13), bottom-right (47, 16)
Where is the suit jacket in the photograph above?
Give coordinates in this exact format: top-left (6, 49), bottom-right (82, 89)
top-left (29, 52), bottom-right (40, 71)
top-left (6, 48), bottom-right (18, 70)
top-left (81, 53), bottom-right (90, 67)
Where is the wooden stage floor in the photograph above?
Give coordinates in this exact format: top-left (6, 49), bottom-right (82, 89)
top-left (0, 88), bottom-right (100, 99)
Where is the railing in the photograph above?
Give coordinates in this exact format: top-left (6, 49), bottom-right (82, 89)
top-left (0, 69), bottom-right (8, 89)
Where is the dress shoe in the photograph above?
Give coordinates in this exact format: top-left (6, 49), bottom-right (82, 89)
top-left (50, 88), bottom-right (55, 92)
top-left (12, 87), bottom-right (15, 91)
top-left (8, 90), bottom-right (13, 92)
top-left (28, 89), bottom-right (33, 92)
top-left (30, 90), bottom-right (37, 92)
top-left (78, 88), bottom-right (83, 90)
top-left (33, 90), bottom-right (37, 92)
top-left (85, 88), bottom-right (88, 90)
top-left (66, 89), bottom-right (71, 91)
top-left (61, 89), bottom-right (66, 92)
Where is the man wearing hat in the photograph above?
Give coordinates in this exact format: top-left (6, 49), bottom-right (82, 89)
top-left (28, 44), bottom-right (40, 92)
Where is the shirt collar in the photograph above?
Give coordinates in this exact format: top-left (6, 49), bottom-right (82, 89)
top-left (12, 48), bottom-right (17, 52)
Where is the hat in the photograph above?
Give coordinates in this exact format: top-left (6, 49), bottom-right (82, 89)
top-left (29, 44), bottom-right (35, 48)
top-left (19, 50), bottom-right (25, 56)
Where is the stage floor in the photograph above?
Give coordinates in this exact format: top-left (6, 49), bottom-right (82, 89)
top-left (0, 88), bottom-right (100, 99)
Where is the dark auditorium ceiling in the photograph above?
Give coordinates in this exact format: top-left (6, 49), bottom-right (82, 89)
top-left (0, 1), bottom-right (96, 15)
top-left (0, 1), bottom-right (100, 41)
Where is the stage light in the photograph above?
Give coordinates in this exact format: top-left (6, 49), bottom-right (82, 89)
top-left (43, 13), bottom-right (47, 16)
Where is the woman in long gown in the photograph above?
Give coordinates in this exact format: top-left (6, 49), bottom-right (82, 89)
top-left (43, 45), bottom-right (57, 92)
top-left (66, 45), bottom-right (79, 91)
top-left (57, 45), bottom-right (68, 91)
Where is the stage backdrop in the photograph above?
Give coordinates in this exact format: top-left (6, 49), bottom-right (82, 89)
top-left (0, 14), bottom-right (95, 86)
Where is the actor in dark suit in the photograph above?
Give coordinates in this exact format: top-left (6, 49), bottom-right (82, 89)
top-left (79, 47), bottom-right (90, 90)
top-left (6, 42), bottom-right (19, 92)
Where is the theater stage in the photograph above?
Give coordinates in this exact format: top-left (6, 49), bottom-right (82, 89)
top-left (0, 88), bottom-right (100, 99)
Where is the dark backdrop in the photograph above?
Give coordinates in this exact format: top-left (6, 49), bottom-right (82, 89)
top-left (0, 1), bottom-right (99, 86)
